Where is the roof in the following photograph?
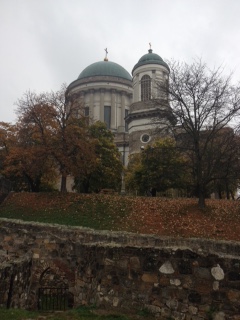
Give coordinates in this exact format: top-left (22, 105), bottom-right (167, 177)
top-left (78, 60), bottom-right (132, 81)
top-left (132, 49), bottom-right (170, 74)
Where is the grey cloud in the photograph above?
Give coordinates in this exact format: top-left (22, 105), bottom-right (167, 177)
top-left (1, 0), bottom-right (240, 123)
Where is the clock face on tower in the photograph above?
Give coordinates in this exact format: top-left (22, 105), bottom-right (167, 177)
top-left (141, 133), bottom-right (151, 143)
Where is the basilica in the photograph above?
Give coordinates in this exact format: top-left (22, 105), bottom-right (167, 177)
top-left (66, 47), bottom-right (174, 166)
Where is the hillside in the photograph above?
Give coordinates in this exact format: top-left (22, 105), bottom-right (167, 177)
top-left (1, 192), bottom-right (240, 242)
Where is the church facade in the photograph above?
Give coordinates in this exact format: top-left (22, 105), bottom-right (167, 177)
top-left (67, 47), bottom-right (174, 166)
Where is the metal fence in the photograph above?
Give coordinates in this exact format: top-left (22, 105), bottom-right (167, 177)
top-left (38, 287), bottom-right (70, 312)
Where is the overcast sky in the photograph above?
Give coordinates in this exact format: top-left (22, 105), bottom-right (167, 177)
top-left (1, 0), bottom-right (240, 123)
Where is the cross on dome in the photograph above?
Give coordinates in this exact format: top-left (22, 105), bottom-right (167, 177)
top-left (148, 42), bottom-right (153, 53)
top-left (104, 48), bottom-right (108, 61)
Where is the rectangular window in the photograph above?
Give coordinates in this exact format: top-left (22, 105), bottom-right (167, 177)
top-left (125, 109), bottom-right (129, 132)
top-left (104, 106), bottom-right (111, 129)
top-left (84, 107), bottom-right (89, 125)
top-left (84, 107), bottom-right (89, 117)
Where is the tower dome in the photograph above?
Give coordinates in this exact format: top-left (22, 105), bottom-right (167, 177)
top-left (78, 61), bottom-right (132, 81)
top-left (132, 49), bottom-right (169, 74)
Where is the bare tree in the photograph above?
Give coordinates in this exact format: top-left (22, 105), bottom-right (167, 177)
top-left (156, 59), bottom-right (240, 207)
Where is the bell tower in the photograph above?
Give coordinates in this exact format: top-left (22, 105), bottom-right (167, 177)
top-left (126, 46), bottom-right (173, 155)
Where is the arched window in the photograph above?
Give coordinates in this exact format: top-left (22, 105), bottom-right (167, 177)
top-left (141, 75), bottom-right (151, 101)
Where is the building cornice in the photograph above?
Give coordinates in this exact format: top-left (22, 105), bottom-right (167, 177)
top-left (125, 107), bottom-right (176, 125)
top-left (67, 75), bottom-right (132, 93)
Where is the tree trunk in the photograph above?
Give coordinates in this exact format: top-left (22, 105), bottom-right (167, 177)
top-left (61, 174), bottom-right (67, 193)
top-left (198, 193), bottom-right (206, 208)
top-left (32, 183), bottom-right (40, 192)
top-left (83, 179), bottom-right (90, 193)
top-left (225, 180), bottom-right (230, 200)
top-left (198, 184), bottom-right (206, 208)
top-left (217, 185), bottom-right (222, 199)
top-left (24, 173), bottom-right (40, 192)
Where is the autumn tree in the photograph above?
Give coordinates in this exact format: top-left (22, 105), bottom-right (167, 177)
top-left (11, 93), bottom-right (56, 190)
top-left (126, 138), bottom-right (189, 195)
top-left (46, 85), bottom-right (96, 192)
top-left (0, 122), bottom-right (16, 171)
top-left (0, 118), bottom-right (58, 192)
top-left (156, 59), bottom-right (240, 207)
top-left (125, 153), bottom-right (142, 193)
top-left (15, 85), bottom-right (95, 192)
top-left (3, 143), bottom-right (56, 192)
top-left (74, 122), bottom-right (123, 193)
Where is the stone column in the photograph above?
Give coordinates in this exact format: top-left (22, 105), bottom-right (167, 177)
top-left (121, 91), bottom-right (125, 127)
top-left (100, 89), bottom-right (105, 122)
top-left (111, 89), bottom-right (116, 129)
top-left (136, 73), bottom-right (140, 102)
top-left (79, 91), bottom-right (85, 118)
top-left (152, 70), bottom-right (156, 99)
top-left (89, 89), bottom-right (94, 118)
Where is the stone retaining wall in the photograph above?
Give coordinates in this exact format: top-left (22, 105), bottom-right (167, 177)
top-left (0, 218), bottom-right (240, 319)
top-left (0, 254), bottom-right (32, 309)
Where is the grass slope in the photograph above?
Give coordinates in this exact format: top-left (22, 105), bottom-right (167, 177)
top-left (1, 192), bottom-right (240, 241)
top-left (0, 306), bottom-right (143, 320)
top-left (0, 192), bottom-right (132, 232)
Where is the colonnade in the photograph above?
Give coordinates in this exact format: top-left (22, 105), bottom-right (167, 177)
top-left (80, 88), bottom-right (131, 130)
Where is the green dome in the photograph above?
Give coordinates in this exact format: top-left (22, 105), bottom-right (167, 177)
top-left (78, 60), bottom-right (132, 81)
top-left (132, 49), bottom-right (169, 73)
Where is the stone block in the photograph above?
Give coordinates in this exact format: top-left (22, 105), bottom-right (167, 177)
top-left (182, 276), bottom-right (194, 289)
top-left (183, 249), bottom-right (199, 259)
top-left (179, 302), bottom-right (188, 313)
top-left (228, 271), bottom-right (240, 281)
top-left (178, 260), bottom-right (192, 275)
top-left (145, 304), bottom-right (161, 314)
top-left (159, 261), bottom-right (174, 274)
top-left (213, 312), bottom-right (225, 320)
top-left (188, 305), bottom-right (198, 315)
top-left (211, 291), bottom-right (227, 302)
top-left (152, 286), bottom-right (160, 294)
top-left (45, 243), bottom-right (57, 251)
top-left (143, 256), bottom-right (158, 272)
top-left (141, 273), bottom-right (158, 283)
top-left (111, 275), bottom-right (119, 285)
top-left (159, 275), bottom-right (169, 286)
top-left (116, 259), bottom-right (128, 269)
top-left (195, 279), bottom-right (212, 294)
top-left (113, 297), bottom-right (120, 307)
top-left (4, 236), bottom-right (12, 242)
top-left (129, 256), bottom-right (141, 270)
top-left (160, 307), bottom-right (171, 317)
top-left (211, 265), bottom-right (224, 281)
top-left (104, 258), bottom-right (114, 266)
top-left (188, 291), bottom-right (201, 303)
top-left (170, 278), bottom-right (181, 286)
top-left (171, 310), bottom-right (186, 320)
top-left (227, 289), bottom-right (240, 302)
top-left (194, 267), bottom-right (211, 280)
top-left (213, 281), bottom-right (219, 291)
top-left (166, 298), bottom-right (178, 310)
top-left (76, 279), bottom-right (85, 287)
top-left (152, 299), bottom-right (163, 307)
